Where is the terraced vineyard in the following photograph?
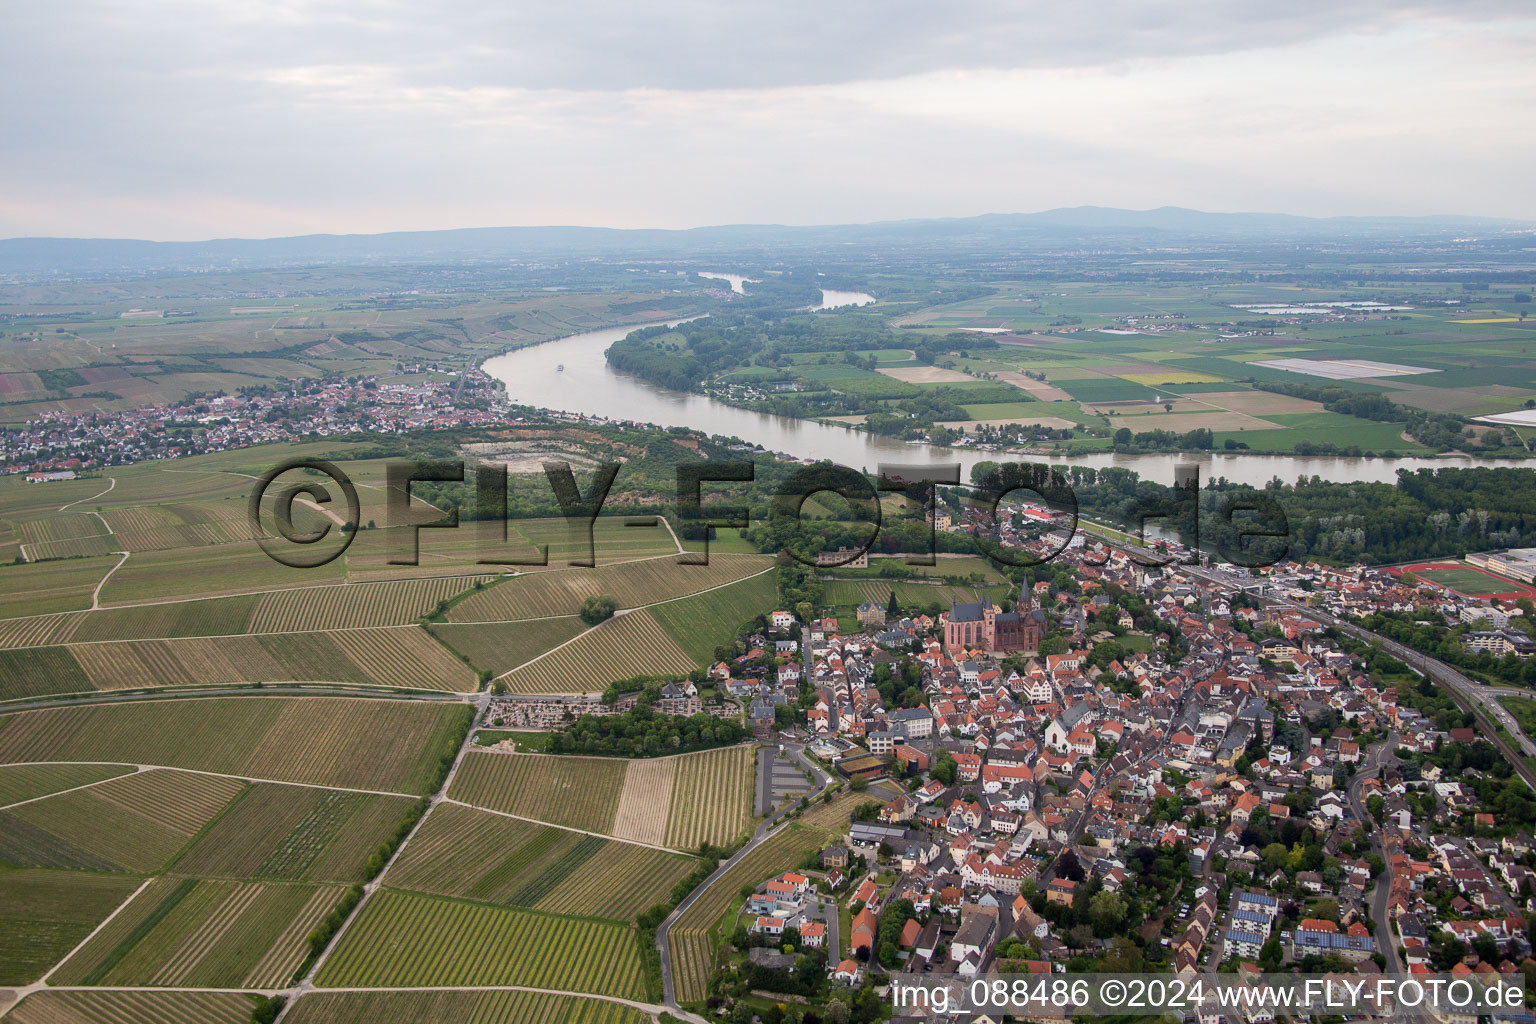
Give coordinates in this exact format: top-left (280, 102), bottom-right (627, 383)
top-left (649, 569), bottom-right (777, 663)
top-left (7, 991), bottom-right (258, 1024)
top-left (2, 769), bottom-right (245, 873)
top-left (284, 990), bottom-right (650, 1024)
top-left (0, 624), bottom-right (479, 700)
top-left (101, 502), bottom-right (256, 552)
top-left (248, 576), bottom-right (490, 631)
top-left (313, 889), bottom-right (646, 997)
top-left (385, 802), bottom-right (694, 921)
top-left (0, 869), bottom-right (142, 985)
top-left (0, 697), bottom-right (471, 795)
top-left (450, 747), bottom-right (759, 849)
top-left (447, 553), bottom-right (769, 623)
top-left (663, 744), bottom-right (756, 849)
top-left (496, 609), bottom-right (695, 694)
top-left (428, 615), bottom-right (587, 676)
top-left (449, 751), bottom-right (626, 834)
top-left (50, 876), bottom-right (343, 987)
top-left (170, 784), bottom-right (417, 883)
top-left (0, 762), bottom-right (133, 806)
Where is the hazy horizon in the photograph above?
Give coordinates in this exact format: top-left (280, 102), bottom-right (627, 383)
top-left (5, 1), bottom-right (1535, 240)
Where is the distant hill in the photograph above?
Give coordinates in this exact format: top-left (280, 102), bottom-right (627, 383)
top-left (1, 206), bottom-right (1528, 276)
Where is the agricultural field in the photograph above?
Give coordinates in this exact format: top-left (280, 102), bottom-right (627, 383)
top-left (0, 610), bottom-right (87, 650)
top-left (283, 989), bottom-right (651, 1024)
top-left (513, 515), bottom-right (681, 564)
top-left (170, 784), bottom-right (417, 884)
top-left (820, 578), bottom-right (1007, 616)
top-left (64, 595), bottom-right (259, 643)
top-left (428, 615), bottom-right (587, 676)
top-left (50, 875), bottom-right (345, 987)
top-left (0, 869), bottom-right (142, 984)
top-left (100, 501), bottom-right (256, 552)
top-left (312, 888), bottom-right (646, 997)
top-left (0, 576), bottom-right (486, 649)
top-left (0, 290), bottom-right (665, 421)
top-left (2, 769), bottom-right (245, 873)
top-left (449, 751), bottom-right (626, 835)
top-left (11, 509), bottom-right (115, 561)
top-left (94, 540), bottom-right (348, 605)
top-left (0, 763), bottom-right (134, 806)
top-left (6, 991), bottom-right (259, 1024)
top-left (648, 569), bottom-right (778, 663)
top-left (495, 609), bottom-right (695, 695)
top-left (662, 744), bottom-right (756, 850)
top-left (384, 802), bottom-right (694, 921)
top-left (885, 281), bottom-right (1536, 453)
top-left (0, 624), bottom-right (479, 701)
top-left (247, 575), bottom-right (491, 631)
top-left (0, 697), bottom-right (471, 795)
top-left (449, 747), bottom-right (758, 848)
top-left (446, 553), bottom-right (769, 623)
top-left (0, 555), bottom-right (121, 619)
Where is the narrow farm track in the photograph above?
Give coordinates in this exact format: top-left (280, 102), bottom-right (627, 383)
top-left (439, 798), bottom-right (689, 855)
top-left (57, 477), bottom-right (116, 512)
top-left (0, 765), bottom-right (148, 811)
top-left (0, 761), bottom-right (419, 799)
top-left (89, 552), bottom-right (130, 611)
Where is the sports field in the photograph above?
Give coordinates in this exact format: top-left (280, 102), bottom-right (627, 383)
top-left (1393, 562), bottom-right (1536, 599)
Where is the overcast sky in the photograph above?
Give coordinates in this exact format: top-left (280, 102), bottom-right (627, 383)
top-left (3, 1), bottom-right (1534, 239)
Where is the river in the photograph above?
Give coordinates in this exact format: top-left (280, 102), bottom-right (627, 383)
top-left (480, 318), bottom-right (1529, 488)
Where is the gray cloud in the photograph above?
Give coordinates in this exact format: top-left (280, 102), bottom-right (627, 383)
top-left (1, 1), bottom-right (1533, 238)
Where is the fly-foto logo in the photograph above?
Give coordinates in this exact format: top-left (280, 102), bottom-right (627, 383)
top-left (248, 458), bottom-right (1291, 570)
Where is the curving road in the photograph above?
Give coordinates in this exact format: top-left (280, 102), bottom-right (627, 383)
top-left (656, 740), bottom-right (831, 1015)
top-left (1346, 731), bottom-right (1403, 976)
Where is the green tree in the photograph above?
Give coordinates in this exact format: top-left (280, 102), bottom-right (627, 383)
top-left (579, 595), bottom-right (617, 626)
top-left (1089, 890), bottom-right (1127, 936)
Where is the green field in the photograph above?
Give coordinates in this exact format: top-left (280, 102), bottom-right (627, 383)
top-left (429, 616), bottom-right (587, 676)
top-left (283, 990), bottom-right (649, 1024)
top-left (7, 991), bottom-right (259, 1024)
top-left (0, 763), bottom-right (134, 806)
top-left (648, 568), bottom-right (777, 662)
top-left (169, 784), bottom-right (417, 883)
top-left (449, 751), bottom-right (626, 834)
top-left (4, 769), bottom-right (244, 873)
top-left (49, 875), bottom-right (344, 987)
top-left (0, 697), bottom-right (471, 795)
top-left (1413, 566), bottom-right (1528, 596)
top-left (0, 869), bottom-right (142, 984)
top-left (313, 888), bottom-right (646, 997)
top-left (384, 802), bottom-right (694, 921)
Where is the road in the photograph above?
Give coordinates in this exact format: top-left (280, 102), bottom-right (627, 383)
top-left (1347, 731), bottom-right (1403, 976)
top-left (656, 740), bottom-right (831, 1014)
